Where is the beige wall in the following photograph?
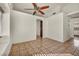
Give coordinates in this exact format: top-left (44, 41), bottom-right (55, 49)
top-left (11, 10), bottom-right (36, 43)
top-left (45, 13), bottom-right (64, 42)
top-left (36, 20), bottom-right (41, 36)
top-left (44, 13), bottom-right (71, 42)
top-left (0, 11), bottom-right (1, 35)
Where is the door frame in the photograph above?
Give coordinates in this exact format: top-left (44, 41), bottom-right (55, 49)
top-left (40, 20), bottom-right (43, 38)
top-left (36, 19), bottom-right (43, 38)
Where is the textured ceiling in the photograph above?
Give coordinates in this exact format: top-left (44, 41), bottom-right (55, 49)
top-left (0, 3), bottom-right (10, 13)
top-left (13, 3), bottom-right (64, 17)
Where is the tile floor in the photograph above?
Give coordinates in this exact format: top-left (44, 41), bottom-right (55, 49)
top-left (9, 37), bottom-right (79, 56)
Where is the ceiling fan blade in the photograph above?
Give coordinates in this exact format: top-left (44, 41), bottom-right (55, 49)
top-left (40, 6), bottom-right (49, 10)
top-left (33, 11), bottom-right (36, 15)
top-left (32, 3), bottom-right (38, 8)
top-left (38, 10), bottom-right (45, 15)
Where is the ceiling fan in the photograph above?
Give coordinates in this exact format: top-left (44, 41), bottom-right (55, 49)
top-left (25, 3), bottom-right (49, 15)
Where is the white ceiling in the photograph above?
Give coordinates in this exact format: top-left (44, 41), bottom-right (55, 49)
top-left (0, 3), bottom-right (10, 13)
top-left (13, 3), bottom-right (64, 17)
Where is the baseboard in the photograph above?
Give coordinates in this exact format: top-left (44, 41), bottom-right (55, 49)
top-left (12, 38), bottom-right (36, 44)
top-left (43, 37), bottom-right (73, 43)
top-left (43, 37), bottom-right (63, 43)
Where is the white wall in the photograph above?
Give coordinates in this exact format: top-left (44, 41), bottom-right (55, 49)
top-left (0, 3), bottom-right (10, 36)
top-left (43, 18), bottom-right (48, 38)
top-left (44, 13), bottom-right (71, 42)
top-left (11, 10), bottom-right (36, 43)
top-left (45, 13), bottom-right (63, 42)
top-left (0, 12), bottom-right (10, 36)
top-left (0, 11), bottom-right (2, 35)
top-left (2, 13), bottom-right (10, 36)
top-left (63, 13), bottom-right (70, 41)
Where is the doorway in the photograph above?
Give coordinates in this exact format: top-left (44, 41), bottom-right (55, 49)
top-left (36, 19), bottom-right (43, 38)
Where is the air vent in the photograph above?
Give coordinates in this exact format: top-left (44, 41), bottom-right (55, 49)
top-left (52, 12), bottom-right (56, 15)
